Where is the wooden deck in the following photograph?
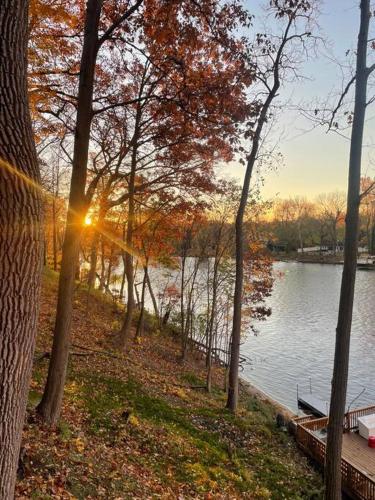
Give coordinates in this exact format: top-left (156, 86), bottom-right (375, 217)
top-left (294, 405), bottom-right (375, 499)
top-left (342, 432), bottom-right (375, 480)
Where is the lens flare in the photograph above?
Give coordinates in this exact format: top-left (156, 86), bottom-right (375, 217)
top-left (0, 156), bottom-right (143, 263)
top-left (84, 214), bottom-right (92, 226)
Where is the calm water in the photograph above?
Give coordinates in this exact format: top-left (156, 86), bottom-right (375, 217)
top-left (242, 262), bottom-right (375, 413)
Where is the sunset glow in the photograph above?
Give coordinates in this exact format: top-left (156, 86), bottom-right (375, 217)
top-left (84, 214), bottom-right (92, 226)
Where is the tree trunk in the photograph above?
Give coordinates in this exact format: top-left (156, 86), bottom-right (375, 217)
top-left (325, 2), bottom-right (369, 498)
top-left (118, 105), bottom-right (141, 348)
top-left (146, 273), bottom-right (159, 321)
top-left (99, 239), bottom-right (106, 291)
top-left (52, 194), bottom-right (58, 271)
top-left (119, 223), bottom-right (127, 299)
top-left (333, 223), bottom-right (338, 255)
top-left (37, 0), bottom-right (102, 426)
top-left (227, 45), bottom-right (282, 410)
top-left (105, 245), bottom-right (114, 291)
top-left (205, 258), bottom-right (211, 367)
top-left (0, 1), bottom-right (43, 496)
top-left (370, 219), bottom-right (375, 255)
top-left (182, 259), bottom-right (199, 360)
top-left (180, 255), bottom-right (187, 358)
top-left (135, 265), bottom-right (148, 338)
top-left (87, 196), bottom-right (108, 289)
top-left (226, 179), bottom-right (251, 411)
top-left (206, 260), bottom-right (218, 392)
top-left (87, 231), bottom-right (99, 289)
top-left (298, 222), bottom-right (304, 253)
top-left (162, 305), bottom-right (171, 326)
top-left (119, 253), bottom-right (126, 300)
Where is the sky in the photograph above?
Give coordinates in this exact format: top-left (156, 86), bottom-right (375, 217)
top-left (226, 0), bottom-right (375, 201)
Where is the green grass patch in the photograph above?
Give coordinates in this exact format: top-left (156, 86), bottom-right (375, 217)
top-left (74, 371), bottom-right (255, 493)
top-left (180, 371), bottom-right (204, 386)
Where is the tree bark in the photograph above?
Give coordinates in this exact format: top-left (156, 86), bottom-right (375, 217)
top-left (52, 163), bottom-right (60, 271)
top-left (37, 0), bottom-right (102, 426)
top-left (119, 254), bottom-right (127, 299)
top-left (87, 231), bottom-right (100, 290)
top-left (227, 102), bottom-right (280, 411)
top-left (146, 273), bottom-right (159, 321)
top-left (87, 192), bottom-right (109, 289)
top-left (135, 265), bottom-right (148, 338)
top-left (226, 14), bottom-right (291, 409)
top-left (118, 105), bottom-right (141, 348)
top-left (180, 254), bottom-right (187, 357)
top-left (0, 0), bottom-right (43, 496)
top-left (325, 2), bottom-right (369, 498)
top-left (52, 196), bottom-right (58, 271)
top-left (182, 258), bottom-right (199, 360)
top-left (206, 258), bottom-right (219, 392)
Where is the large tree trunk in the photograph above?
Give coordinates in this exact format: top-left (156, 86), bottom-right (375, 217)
top-left (37, 0), bottom-right (102, 426)
top-left (0, 1), bottom-right (43, 496)
top-left (325, 2), bottom-right (369, 498)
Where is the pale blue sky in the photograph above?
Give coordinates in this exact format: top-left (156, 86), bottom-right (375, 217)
top-left (227, 0), bottom-right (375, 200)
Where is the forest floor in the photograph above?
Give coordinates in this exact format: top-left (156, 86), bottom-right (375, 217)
top-left (16, 268), bottom-right (323, 499)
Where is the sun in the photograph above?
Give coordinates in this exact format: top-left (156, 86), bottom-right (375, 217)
top-left (84, 214), bottom-right (92, 226)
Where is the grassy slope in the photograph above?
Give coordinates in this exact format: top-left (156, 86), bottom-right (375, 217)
top-left (16, 269), bottom-right (323, 499)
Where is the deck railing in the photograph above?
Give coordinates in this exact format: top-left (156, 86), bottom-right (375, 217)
top-left (293, 414), bottom-right (317, 426)
top-left (295, 405), bottom-right (375, 500)
top-left (341, 457), bottom-right (375, 500)
top-left (344, 405), bottom-right (375, 431)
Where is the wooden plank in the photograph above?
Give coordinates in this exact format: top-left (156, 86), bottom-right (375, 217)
top-left (342, 432), bottom-right (375, 479)
top-left (298, 394), bottom-right (328, 417)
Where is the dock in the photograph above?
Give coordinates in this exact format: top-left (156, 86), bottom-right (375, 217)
top-left (297, 393), bottom-right (328, 417)
top-left (295, 405), bottom-right (375, 499)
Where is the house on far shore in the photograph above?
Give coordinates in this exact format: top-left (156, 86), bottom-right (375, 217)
top-left (267, 241), bottom-right (288, 253)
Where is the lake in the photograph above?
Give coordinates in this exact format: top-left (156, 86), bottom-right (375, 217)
top-left (242, 261), bottom-right (375, 413)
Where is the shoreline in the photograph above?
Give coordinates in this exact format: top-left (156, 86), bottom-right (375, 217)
top-left (275, 256), bottom-right (344, 266)
top-left (239, 376), bottom-right (296, 421)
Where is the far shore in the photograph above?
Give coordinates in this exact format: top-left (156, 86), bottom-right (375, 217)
top-left (274, 254), bottom-right (344, 265)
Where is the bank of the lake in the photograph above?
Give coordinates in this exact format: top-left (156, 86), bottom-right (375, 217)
top-left (274, 253), bottom-right (344, 265)
top-left (17, 268), bottom-right (323, 499)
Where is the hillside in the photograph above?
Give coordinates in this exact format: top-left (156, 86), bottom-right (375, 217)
top-left (16, 269), bottom-right (323, 499)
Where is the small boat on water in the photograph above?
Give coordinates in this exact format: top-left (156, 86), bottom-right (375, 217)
top-left (357, 257), bottom-right (375, 270)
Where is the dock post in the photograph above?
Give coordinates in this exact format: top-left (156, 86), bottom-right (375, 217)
top-left (296, 384), bottom-right (299, 406)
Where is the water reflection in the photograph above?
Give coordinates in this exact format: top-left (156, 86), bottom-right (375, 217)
top-left (242, 262), bottom-right (375, 412)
